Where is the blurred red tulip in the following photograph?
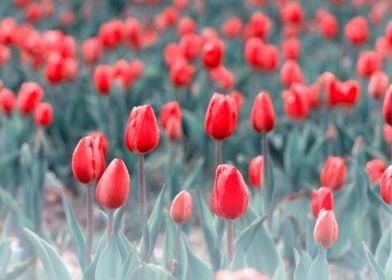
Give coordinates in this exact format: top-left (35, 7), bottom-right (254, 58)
top-left (113, 59), bottom-right (133, 89)
top-left (281, 2), bottom-right (304, 27)
top-left (125, 105), bottom-right (160, 154)
top-left (44, 53), bottom-right (66, 84)
top-left (244, 38), bottom-right (264, 69)
top-left (170, 191), bottom-right (192, 224)
top-left (313, 209), bottom-right (338, 248)
top-left (210, 65), bottom-right (234, 91)
top-left (64, 58), bottom-right (78, 81)
top-left (17, 82), bottom-right (44, 115)
top-left (320, 156), bottom-right (346, 191)
top-left (311, 187), bottom-right (334, 218)
top-left (221, 17), bottom-right (243, 38)
top-left (368, 71), bottom-right (389, 100)
top-left (173, 0), bottom-right (188, 10)
top-left (383, 86), bottom-right (392, 125)
top-left (93, 65), bottom-right (113, 94)
top-left (282, 37), bottom-right (300, 61)
top-left (280, 60), bottom-right (304, 87)
top-left (160, 101), bottom-right (182, 141)
top-left (260, 44), bottom-right (279, 71)
top-left (327, 79), bottom-right (360, 107)
top-left (248, 155), bottom-right (263, 188)
top-left (60, 10), bottom-right (75, 27)
top-left (345, 16), bottom-right (368, 46)
top-left (25, 3), bottom-right (42, 23)
top-left (211, 164), bottom-right (248, 220)
top-left (366, 159), bottom-right (387, 185)
top-left (99, 20), bottom-right (124, 49)
top-left (386, 21), bottom-right (392, 46)
top-left (244, 12), bottom-right (271, 40)
top-left (124, 18), bottom-right (142, 50)
top-left (205, 93), bottom-right (237, 140)
top-left (129, 59), bottom-right (144, 80)
top-left (0, 88), bottom-right (15, 116)
top-left (230, 91), bottom-right (244, 112)
top-left (282, 83), bottom-right (309, 121)
top-left (251, 91), bottom-right (275, 133)
top-left (177, 17), bottom-right (196, 36)
top-left (307, 83), bottom-right (320, 109)
top-left (34, 102), bottom-right (53, 127)
top-left (170, 59), bottom-right (195, 87)
top-left (96, 158), bottom-right (130, 209)
top-left (381, 166), bottom-right (392, 204)
top-left (0, 17), bottom-right (18, 45)
top-left (179, 33), bottom-right (201, 61)
top-left (202, 38), bottom-right (224, 69)
top-left (317, 11), bottom-right (339, 39)
top-left (384, 124), bottom-right (392, 145)
top-left (162, 7), bottom-right (178, 29)
top-left (356, 51), bottom-right (381, 78)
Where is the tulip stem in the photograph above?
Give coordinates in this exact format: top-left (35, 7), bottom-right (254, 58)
top-left (215, 140), bottom-right (222, 167)
top-left (171, 225), bottom-right (181, 276)
top-left (262, 133), bottom-right (271, 223)
top-left (227, 220), bottom-right (234, 263)
top-left (86, 185), bottom-right (94, 265)
top-left (106, 209), bottom-right (114, 239)
top-left (138, 154), bottom-right (149, 259)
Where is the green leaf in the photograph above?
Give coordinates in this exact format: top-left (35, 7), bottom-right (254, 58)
top-left (95, 236), bottom-right (123, 280)
top-left (3, 258), bottom-right (33, 280)
top-left (60, 188), bottom-right (86, 269)
top-left (121, 246), bottom-right (141, 280)
top-left (308, 246), bottom-right (329, 280)
top-left (127, 264), bottom-right (176, 280)
top-left (183, 234), bottom-right (213, 280)
top-left (375, 227), bottom-right (391, 268)
top-left (183, 159), bottom-right (204, 190)
top-left (0, 239), bottom-right (11, 273)
top-left (293, 249), bottom-right (312, 280)
top-left (363, 241), bottom-right (386, 280)
top-left (82, 232), bottom-right (108, 280)
top-left (23, 228), bottom-right (72, 280)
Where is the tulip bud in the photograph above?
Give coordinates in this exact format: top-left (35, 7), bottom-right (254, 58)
top-left (320, 156), bottom-right (346, 191)
top-left (282, 37), bottom-right (300, 61)
top-left (160, 101), bottom-right (182, 141)
top-left (202, 38), bottom-right (224, 69)
top-left (383, 86), bottom-right (392, 125)
top-left (230, 91), bottom-right (244, 112)
top-left (211, 164), bottom-right (249, 220)
top-left (125, 105), bottom-right (160, 154)
top-left (99, 20), bottom-right (124, 49)
top-left (44, 53), bottom-right (65, 84)
top-left (368, 71), bottom-right (389, 100)
top-left (244, 38), bottom-right (264, 69)
top-left (280, 60), bottom-right (303, 87)
top-left (177, 17), bottom-right (196, 36)
top-left (313, 209), bottom-right (339, 248)
top-left (327, 79), bottom-right (360, 108)
top-left (221, 17), bottom-right (242, 38)
top-left (381, 166), bottom-right (392, 204)
top-left (34, 102), bottom-right (53, 127)
top-left (205, 93), bottom-right (238, 140)
top-left (170, 191), bottom-right (193, 224)
top-left (17, 82), bottom-right (44, 115)
top-left (170, 59), bottom-right (195, 87)
top-left (124, 18), bottom-right (142, 50)
top-left (93, 65), bottom-right (113, 95)
top-left (210, 65), bottom-right (234, 91)
top-left (96, 158), bottom-right (130, 209)
top-left (345, 16), bottom-right (368, 46)
top-left (0, 88), bottom-right (15, 116)
top-left (244, 12), bottom-right (271, 40)
top-left (356, 51), bottom-right (381, 79)
top-left (251, 91), bottom-right (275, 133)
top-left (282, 83), bottom-right (309, 121)
top-left (281, 2), bottom-right (304, 26)
top-left (88, 131), bottom-right (109, 156)
top-left (383, 124), bottom-right (392, 145)
top-left (311, 187), bottom-right (334, 218)
top-left (82, 38), bottom-right (102, 64)
top-left (179, 33), bottom-right (201, 61)
top-left (72, 136), bottom-right (106, 184)
top-left (318, 12), bottom-right (339, 39)
top-left (248, 155), bottom-right (263, 188)
top-left (366, 159), bottom-right (387, 185)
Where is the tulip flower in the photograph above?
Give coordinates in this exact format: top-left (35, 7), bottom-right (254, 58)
top-left (177, 17), bottom-right (196, 36)
top-left (327, 79), bottom-right (360, 108)
top-left (320, 156), bottom-right (346, 191)
top-left (317, 11), bottom-right (339, 39)
top-left (169, 59), bottom-right (195, 88)
top-left (344, 16), bottom-right (368, 46)
top-left (244, 38), bottom-right (264, 69)
top-left (210, 65), bottom-right (234, 91)
top-left (98, 19), bottom-right (124, 49)
top-left (282, 83), bottom-right (309, 121)
top-left (211, 164), bottom-right (248, 262)
top-left (221, 17), bottom-right (243, 38)
top-left (381, 166), bottom-right (392, 205)
top-left (170, 191), bottom-right (192, 224)
top-left (230, 91), bottom-right (244, 112)
top-left (311, 187), bottom-right (334, 218)
top-left (356, 51), bottom-right (381, 79)
top-left (280, 60), bottom-right (303, 87)
top-left (202, 37), bottom-right (224, 69)
top-left (34, 102), bottom-right (53, 128)
top-left (260, 44), bottom-right (279, 71)
top-left (124, 18), bottom-right (142, 50)
top-left (44, 53), bottom-right (65, 84)
top-left (160, 101), bottom-right (182, 141)
top-left (314, 209), bottom-right (339, 248)
top-left (366, 159), bottom-right (387, 185)
top-left (248, 155), bottom-right (263, 188)
top-left (17, 82), bottom-right (44, 115)
top-left (281, 2), bottom-right (304, 27)
top-left (368, 71), bottom-right (389, 101)
top-left (179, 33), bottom-right (201, 61)
top-left (0, 88), bottom-right (15, 116)
top-left (383, 86), bottom-right (392, 125)
top-left (93, 65), bottom-right (113, 95)
top-left (113, 59), bottom-right (133, 89)
top-left (251, 91), bottom-right (275, 133)
top-left (244, 12), bottom-right (271, 40)
top-left (282, 37), bottom-right (300, 61)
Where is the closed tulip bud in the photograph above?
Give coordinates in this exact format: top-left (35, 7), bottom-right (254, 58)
top-left (356, 51), bottom-right (381, 79)
top-left (160, 101), bottom-right (182, 141)
top-left (0, 88), bottom-right (15, 116)
top-left (170, 191), bottom-right (192, 224)
top-left (88, 131), bottom-right (109, 156)
top-left (311, 187), bottom-right (334, 218)
top-left (345, 16), bottom-right (368, 46)
top-left (177, 17), bottom-right (196, 36)
top-left (170, 59), bottom-right (195, 87)
top-left (124, 18), bottom-right (142, 50)
top-left (260, 44), bottom-right (279, 71)
top-left (211, 164), bottom-right (249, 220)
top-left (179, 33), bottom-right (201, 61)
top-left (64, 58), bottom-right (78, 82)
top-left (386, 22), bottom-right (392, 46)
top-left (280, 60), bottom-right (303, 87)
top-left (82, 38), bottom-right (102, 64)
top-left (383, 124), bottom-right (392, 145)
top-left (318, 12), bottom-right (339, 39)
top-left (200, 28), bottom-right (219, 44)
top-left (366, 159), bottom-right (387, 185)
top-left (164, 43), bottom-right (182, 68)
top-left (230, 91), bottom-right (244, 112)
top-left (98, 20), bottom-right (124, 49)
top-left (244, 12), bottom-right (271, 40)
top-left (248, 155), bottom-right (263, 188)
top-left (113, 59), bottom-right (133, 89)
top-left (327, 79), bottom-right (360, 108)
top-left (202, 38), bottom-right (224, 69)
top-left (221, 17), bottom-right (242, 38)
top-left (282, 83), bottom-right (309, 121)
top-left (381, 166), bottom-right (392, 204)
top-left (244, 38), bottom-right (264, 69)
top-left (210, 65), bottom-right (234, 91)
top-left (251, 91), bottom-right (275, 133)
top-left (96, 158), bottom-right (130, 209)
top-left (93, 65), bottom-right (113, 94)
top-left (125, 105), bottom-right (160, 154)
top-left (205, 93), bottom-right (238, 140)
top-left (281, 2), bottom-right (304, 26)
top-left (320, 156), bottom-right (346, 191)
top-left (17, 82), bottom-right (44, 115)
top-left (282, 37), bottom-right (300, 61)
top-left (368, 71), bottom-right (389, 100)
top-left (72, 136), bottom-right (106, 184)
top-left (129, 59), bottom-right (144, 80)
top-left (383, 86), bottom-right (392, 125)
top-left (307, 83), bottom-right (320, 109)
top-left (44, 53), bottom-right (65, 84)
top-left (34, 102), bottom-right (53, 127)
top-left (313, 209), bottom-right (338, 248)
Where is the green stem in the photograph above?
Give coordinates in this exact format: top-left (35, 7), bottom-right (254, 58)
top-left (138, 154), bottom-right (149, 259)
top-left (106, 209), bottom-right (114, 239)
top-left (215, 140), bottom-right (222, 168)
top-left (227, 220), bottom-right (234, 263)
top-left (262, 133), bottom-right (271, 224)
top-left (86, 185), bottom-right (94, 265)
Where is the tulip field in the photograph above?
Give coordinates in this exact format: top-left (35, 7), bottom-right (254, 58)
top-left (1, 0), bottom-right (392, 279)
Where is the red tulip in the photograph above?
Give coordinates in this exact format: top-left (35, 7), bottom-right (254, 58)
top-left (173, 0), bottom-right (188, 10)
top-left (124, 18), bottom-right (142, 50)
top-left (88, 131), bottom-right (109, 156)
top-left (160, 101), bottom-right (182, 141)
top-left (34, 102), bottom-right (53, 127)
top-left (260, 44), bottom-right (279, 71)
top-left (99, 20), bottom-right (124, 49)
top-left (44, 53), bottom-right (66, 84)
top-left (383, 124), bottom-right (392, 145)
top-left (0, 17), bottom-right (18, 45)
top-left (202, 38), bottom-right (224, 69)
top-left (170, 59), bottom-right (195, 87)
top-left (313, 209), bottom-right (338, 248)
top-left (64, 58), bottom-right (78, 82)
top-left (311, 187), bottom-right (334, 218)
top-left (125, 105), bottom-right (160, 154)
top-left (345, 16), bottom-right (368, 46)
top-left (93, 65), bottom-right (113, 94)
top-left (177, 17), bottom-right (196, 36)
top-left (72, 136), bottom-right (106, 184)
top-left (161, 7), bottom-right (178, 29)
top-left (251, 91), bottom-right (275, 133)
top-left (205, 93), bottom-right (237, 140)
top-left (327, 79), bottom-right (360, 108)
top-left (113, 59), bottom-right (133, 89)
top-left (211, 164), bottom-right (249, 220)
top-left (230, 91), bottom-right (244, 112)
top-left (381, 166), bottom-right (392, 204)
top-left (244, 38), bottom-right (264, 69)
top-left (96, 158), bottom-right (130, 209)
top-left (368, 71), bottom-right (389, 100)
top-left (385, 21), bottom-right (392, 46)
top-left (282, 83), bottom-right (309, 121)
top-left (383, 86), bottom-right (392, 125)
top-left (307, 83), bottom-right (320, 109)
top-left (281, 2), bottom-right (304, 26)
top-left (17, 82), bottom-right (44, 115)
top-left (317, 11), bottom-right (339, 39)
top-left (320, 156), bottom-right (346, 191)
top-left (210, 65), bottom-right (234, 91)
top-left (129, 59), bottom-right (144, 80)
top-left (280, 60), bottom-right (303, 87)
top-left (179, 33), bottom-right (201, 61)
top-left (164, 43), bottom-right (183, 68)
top-left (366, 159), bottom-right (387, 185)
top-left (170, 191), bottom-right (193, 224)
top-left (221, 17), bottom-right (243, 38)
top-left (244, 12), bottom-right (271, 40)
top-left (248, 155), bottom-right (263, 188)
top-left (376, 37), bottom-right (392, 59)
top-left (200, 28), bottom-right (219, 44)
top-left (356, 51), bottom-right (381, 79)
top-left (282, 37), bottom-right (300, 61)
top-left (0, 88), bottom-right (15, 116)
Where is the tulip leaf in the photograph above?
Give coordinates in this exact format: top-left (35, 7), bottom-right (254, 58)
top-left (0, 239), bottom-right (11, 273)
top-left (95, 236), bottom-right (123, 280)
top-left (82, 232), bottom-right (108, 280)
top-left (182, 110), bottom-right (207, 154)
top-left (128, 263), bottom-right (176, 280)
top-left (121, 244), bottom-right (141, 280)
top-left (60, 188), bottom-right (86, 270)
top-left (308, 246), bottom-right (329, 280)
top-left (293, 248), bottom-right (312, 280)
top-left (23, 228), bottom-right (72, 280)
top-left (3, 258), bottom-right (34, 280)
top-left (363, 241), bottom-right (386, 280)
top-left (375, 227), bottom-right (392, 268)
